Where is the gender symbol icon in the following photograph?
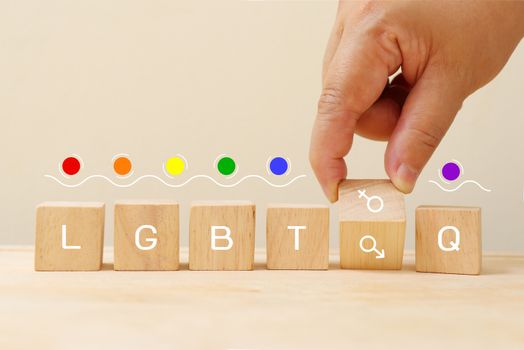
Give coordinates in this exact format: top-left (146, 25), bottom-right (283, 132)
top-left (358, 189), bottom-right (384, 213)
top-left (359, 235), bottom-right (385, 259)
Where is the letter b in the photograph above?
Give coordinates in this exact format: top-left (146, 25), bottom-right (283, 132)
top-left (211, 225), bottom-right (233, 251)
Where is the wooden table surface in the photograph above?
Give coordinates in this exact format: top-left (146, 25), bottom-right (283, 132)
top-left (1, 246), bottom-right (523, 350)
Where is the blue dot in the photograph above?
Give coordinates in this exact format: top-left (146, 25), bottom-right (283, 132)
top-left (269, 157), bottom-right (288, 175)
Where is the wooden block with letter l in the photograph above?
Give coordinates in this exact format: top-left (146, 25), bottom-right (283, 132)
top-left (114, 200), bottom-right (179, 271)
top-left (416, 206), bottom-right (481, 275)
top-left (35, 202), bottom-right (105, 271)
top-left (189, 201), bottom-right (255, 271)
top-left (266, 204), bottom-right (329, 270)
top-left (338, 179), bottom-right (406, 270)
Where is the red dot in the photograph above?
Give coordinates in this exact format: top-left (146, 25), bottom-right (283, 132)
top-left (62, 157), bottom-right (81, 176)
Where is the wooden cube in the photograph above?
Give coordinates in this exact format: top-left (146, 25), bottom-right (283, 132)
top-left (266, 204), bottom-right (329, 270)
top-left (35, 202), bottom-right (105, 271)
top-left (189, 201), bottom-right (255, 271)
top-left (416, 206), bottom-right (481, 275)
top-left (114, 200), bottom-right (179, 271)
top-left (338, 179), bottom-right (406, 270)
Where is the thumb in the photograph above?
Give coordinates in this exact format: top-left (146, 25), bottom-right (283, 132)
top-left (385, 70), bottom-right (464, 193)
top-left (310, 30), bottom-right (401, 202)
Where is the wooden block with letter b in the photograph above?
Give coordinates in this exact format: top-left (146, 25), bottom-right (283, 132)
top-left (189, 201), bottom-right (255, 271)
top-left (416, 206), bottom-right (481, 275)
top-left (266, 204), bottom-right (329, 270)
top-left (35, 202), bottom-right (105, 271)
top-left (338, 179), bottom-right (406, 270)
top-left (114, 200), bottom-right (179, 271)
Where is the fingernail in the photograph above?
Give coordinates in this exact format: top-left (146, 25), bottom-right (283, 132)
top-left (325, 186), bottom-right (338, 203)
top-left (394, 163), bottom-right (419, 193)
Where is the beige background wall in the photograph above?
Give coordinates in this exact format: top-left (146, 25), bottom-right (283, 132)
top-left (1, 0), bottom-right (523, 251)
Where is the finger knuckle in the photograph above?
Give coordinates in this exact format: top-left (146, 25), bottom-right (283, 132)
top-left (317, 87), bottom-right (348, 117)
top-left (355, 10), bottom-right (402, 74)
top-left (409, 125), bottom-right (443, 151)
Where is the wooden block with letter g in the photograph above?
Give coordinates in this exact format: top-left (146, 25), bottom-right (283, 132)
top-left (338, 179), bottom-right (406, 270)
top-left (114, 200), bottom-right (179, 271)
top-left (416, 206), bottom-right (481, 275)
top-left (35, 202), bottom-right (105, 271)
top-left (189, 201), bottom-right (255, 271)
top-left (266, 204), bottom-right (329, 270)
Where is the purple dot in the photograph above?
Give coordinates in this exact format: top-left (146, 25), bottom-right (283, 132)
top-left (442, 162), bottom-right (461, 181)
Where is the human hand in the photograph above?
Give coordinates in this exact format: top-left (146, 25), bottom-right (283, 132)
top-left (309, 0), bottom-right (524, 202)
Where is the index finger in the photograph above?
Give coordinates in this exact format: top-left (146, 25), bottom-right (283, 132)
top-left (309, 30), bottom-right (399, 202)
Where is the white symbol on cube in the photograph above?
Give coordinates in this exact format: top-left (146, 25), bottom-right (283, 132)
top-left (359, 235), bottom-right (385, 259)
top-left (438, 225), bottom-right (461, 252)
top-left (135, 224), bottom-right (158, 251)
top-left (211, 225), bottom-right (234, 251)
top-left (358, 189), bottom-right (384, 213)
top-left (61, 224), bottom-right (81, 250)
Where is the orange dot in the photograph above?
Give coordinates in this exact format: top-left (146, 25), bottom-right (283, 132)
top-left (113, 156), bottom-right (132, 176)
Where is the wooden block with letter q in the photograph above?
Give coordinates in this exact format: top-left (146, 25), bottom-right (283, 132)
top-left (35, 202), bottom-right (105, 271)
top-left (416, 206), bottom-right (481, 275)
top-left (266, 204), bottom-right (329, 270)
top-left (114, 200), bottom-right (179, 271)
top-left (189, 201), bottom-right (255, 271)
top-left (338, 179), bottom-right (406, 270)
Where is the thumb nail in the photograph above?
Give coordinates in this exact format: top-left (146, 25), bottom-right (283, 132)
top-left (393, 163), bottom-right (419, 193)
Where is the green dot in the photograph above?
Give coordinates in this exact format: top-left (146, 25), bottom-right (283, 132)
top-left (217, 156), bottom-right (236, 176)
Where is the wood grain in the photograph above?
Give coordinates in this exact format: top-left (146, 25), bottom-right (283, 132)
top-left (339, 179), bottom-right (405, 221)
top-left (416, 205), bottom-right (482, 275)
top-left (338, 179), bottom-right (406, 270)
top-left (189, 201), bottom-right (255, 270)
top-left (266, 204), bottom-right (329, 270)
top-left (114, 200), bottom-right (179, 271)
top-left (34, 202), bottom-right (105, 271)
top-left (340, 221), bottom-right (405, 270)
top-left (2, 246), bottom-right (524, 350)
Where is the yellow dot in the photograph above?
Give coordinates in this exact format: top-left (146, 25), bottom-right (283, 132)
top-left (165, 157), bottom-right (185, 176)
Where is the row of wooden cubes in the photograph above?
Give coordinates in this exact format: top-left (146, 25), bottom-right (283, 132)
top-left (35, 201), bottom-right (332, 271)
top-left (35, 180), bottom-right (482, 274)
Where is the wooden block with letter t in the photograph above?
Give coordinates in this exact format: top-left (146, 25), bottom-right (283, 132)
top-left (416, 206), bottom-right (481, 275)
top-left (338, 179), bottom-right (406, 270)
top-left (35, 202), bottom-right (105, 271)
top-left (114, 200), bottom-right (179, 271)
top-left (189, 201), bottom-right (255, 271)
top-left (266, 204), bottom-right (329, 270)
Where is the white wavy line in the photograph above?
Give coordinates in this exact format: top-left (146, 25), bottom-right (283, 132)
top-left (428, 180), bottom-right (492, 192)
top-left (44, 174), bottom-right (307, 188)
